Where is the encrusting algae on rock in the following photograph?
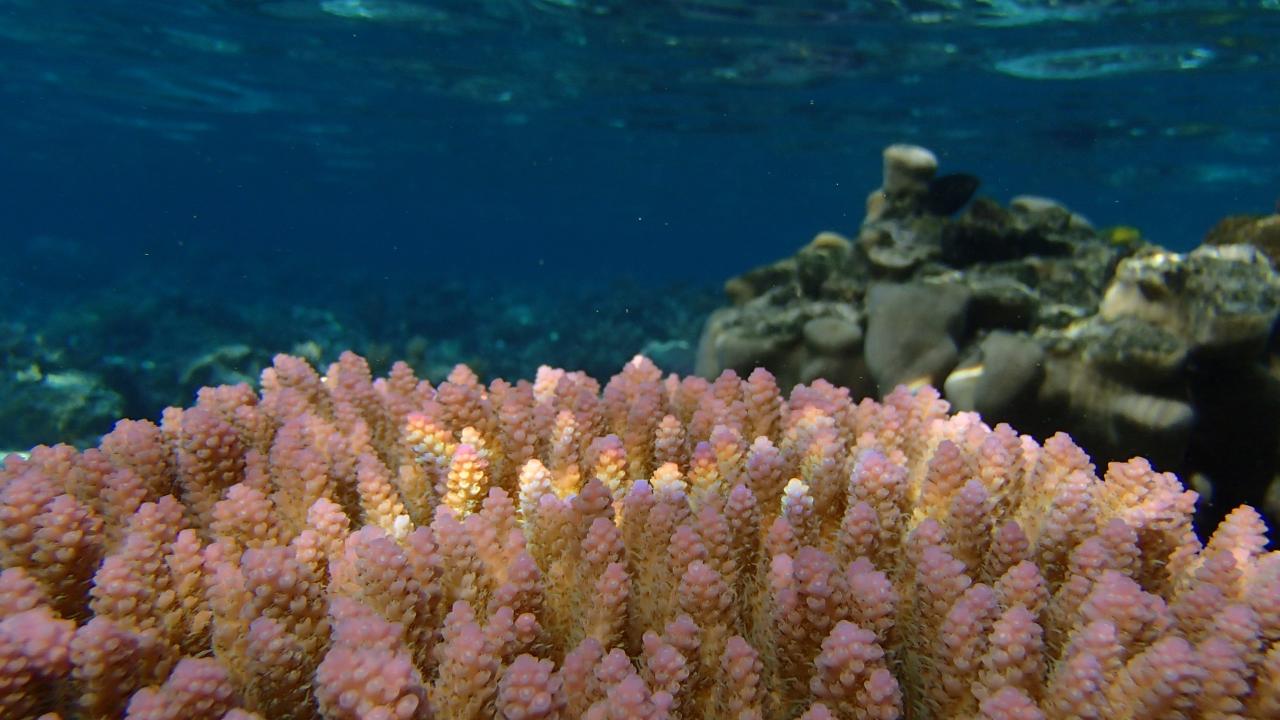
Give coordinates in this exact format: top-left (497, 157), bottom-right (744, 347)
top-left (1, 351), bottom-right (1278, 719)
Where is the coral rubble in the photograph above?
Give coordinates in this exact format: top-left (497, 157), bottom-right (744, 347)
top-left (698, 145), bottom-right (1280, 531)
top-left (2, 352), bottom-right (1278, 718)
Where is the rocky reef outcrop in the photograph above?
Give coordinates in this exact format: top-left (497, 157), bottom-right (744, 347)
top-left (698, 144), bottom-right (1280, 530)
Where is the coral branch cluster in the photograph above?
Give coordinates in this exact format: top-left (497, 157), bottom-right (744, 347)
top-left (1, 351), bottom-right (1277, 719)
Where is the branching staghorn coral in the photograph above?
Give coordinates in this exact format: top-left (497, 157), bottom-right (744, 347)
top-left (1, 351), bottom-right (1278, 719)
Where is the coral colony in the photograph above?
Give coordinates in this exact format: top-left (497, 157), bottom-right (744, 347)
top-left (1, 351), bottom-right (1278, 719)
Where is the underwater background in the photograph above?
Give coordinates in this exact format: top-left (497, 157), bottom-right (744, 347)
top-left (7, 5), bottom-right (1280, 718)
top-left (2, 0), bottom-right (1280, 508)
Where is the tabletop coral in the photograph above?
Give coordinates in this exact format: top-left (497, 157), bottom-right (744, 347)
top-left (0, 351), bottom-right (1276, 719)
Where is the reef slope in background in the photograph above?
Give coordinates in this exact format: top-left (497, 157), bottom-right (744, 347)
top-left (698, 145), bottom-right (1280, 532)
top-left (0, 279), bottom-right (717, 450)
top-left (1, 353), bottom-right (1278, 718)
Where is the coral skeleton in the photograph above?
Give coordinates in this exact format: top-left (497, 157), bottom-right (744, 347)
top-left (1, 351), bottom-right (1277, 719)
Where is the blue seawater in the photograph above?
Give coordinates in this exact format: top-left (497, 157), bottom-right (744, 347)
top-left (0, 0), bottom-right (1278, 446)
top-left (3, 1), bottom-right (1277, 280)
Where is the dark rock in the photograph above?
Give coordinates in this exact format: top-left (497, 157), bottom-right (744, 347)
top-left (1081, 317), bottom-right (1188, 386)
top-left (1100, 244), bottom-right (1280, 359)
top-left (1202, 213), bottom-right (1280, 268)
top-left (974, 331), bottom-right (1045, 416)
top-left (941, 198), bottom-right (1076, 266)
top-left (803, 316), bottom-right (862, 355)
top-left (864, 282), bottom-right (970, 392)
